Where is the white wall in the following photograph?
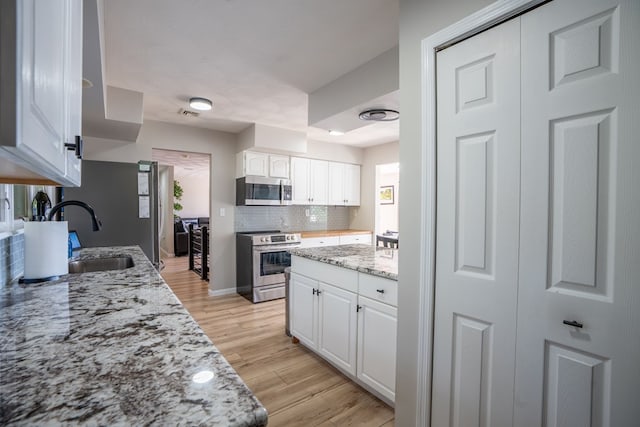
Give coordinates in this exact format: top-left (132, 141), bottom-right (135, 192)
top-left (397, 0), bottom-right (493, 425)
top-left (305, 140), bottom-right (364, 165)
top-left (350, 141), bottom-right (399, 231)
top-left (376, 165), bottom-right (399, 235)
top-left (84, 120), bottom-right (237, 293)
top-left (175, 172), bottom-right (210, 218)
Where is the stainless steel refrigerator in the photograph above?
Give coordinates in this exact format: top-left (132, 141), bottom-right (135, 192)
top-left (63, 160), bottom-right (160, 268)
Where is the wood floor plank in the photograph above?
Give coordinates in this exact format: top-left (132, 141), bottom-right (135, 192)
top-left (160, 256), bottom-right (394, 427)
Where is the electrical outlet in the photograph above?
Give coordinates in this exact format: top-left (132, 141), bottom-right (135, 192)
top-left (310, 215), bottom-right (317, 222)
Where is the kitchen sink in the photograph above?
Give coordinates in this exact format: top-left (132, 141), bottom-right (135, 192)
top-left (68, 256), bottom-right (134, 274)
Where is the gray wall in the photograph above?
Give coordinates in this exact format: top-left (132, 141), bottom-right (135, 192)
top-left (397, 0), bottom-right (493, 425)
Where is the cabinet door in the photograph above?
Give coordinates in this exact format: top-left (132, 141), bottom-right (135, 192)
top-left (309, 159), bottom-right (328, 205)
top-left (327, 162), bottom-right (345, 205)
top-left (63, 0), bottom-right (82, 186)
top-left (318, 282), bottom-right (358, 375)
top-left (290, 157), bottom-right (310, 204)
top-left (357, 295), bottom-right (397, 402)
top-left (343, 164), bottom-right (360, 206)
top-left (269, 154), bottom-right (290, 178)
top-left (290, 273), bottom-right (317, 349)
top-left (18, 0), bottom-right (69, 175)
top-left (244, 152), bottom-right (268, 176)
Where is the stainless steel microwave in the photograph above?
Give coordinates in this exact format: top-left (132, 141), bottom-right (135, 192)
top-left (236, 176), bottom-right (292, 206)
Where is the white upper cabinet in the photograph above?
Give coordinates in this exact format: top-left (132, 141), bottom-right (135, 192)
top-left (237, 151), bottom-right (290, 179)
top-left (328, 162), bottom-right (360, 206)
top-left (238, 151), bottom-right (268, 177)
top-left (291, 157), bottom-right (328, 205)
top-left (269, 154), bottom-right (290, 179)
top-left (0, 0), bottom-right (83, 186)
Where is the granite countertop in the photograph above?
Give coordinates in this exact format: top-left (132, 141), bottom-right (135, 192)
top-left (0, 246), bottom-right (267, 426)
top-left (297, 229), bottom-right (372, 238)
top-left (289, 244), bottom-right (398, 281)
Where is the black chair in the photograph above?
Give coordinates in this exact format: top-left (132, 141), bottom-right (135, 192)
top-left (174, 221), bottom-right (189, 256)
top-left (376, 234), bottom-right (398, 248)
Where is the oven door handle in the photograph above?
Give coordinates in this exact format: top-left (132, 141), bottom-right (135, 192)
top-left (253, 244), bottom-right (301, 252)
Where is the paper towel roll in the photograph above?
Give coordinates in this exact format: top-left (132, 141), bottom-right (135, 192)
top-left (23, 221), bottom-right (69, 280)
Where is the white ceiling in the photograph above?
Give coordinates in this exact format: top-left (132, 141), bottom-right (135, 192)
top-left (102, 0), bottom-right (399, 147)
top-left (152, 149), bottom-right (210, 178)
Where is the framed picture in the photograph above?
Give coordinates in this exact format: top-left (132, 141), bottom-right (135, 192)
top-left (379, 185), bottom-right (394, 205)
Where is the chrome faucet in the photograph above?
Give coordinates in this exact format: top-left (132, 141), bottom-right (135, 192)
top-left (47, 200), bottom-right (102, 231)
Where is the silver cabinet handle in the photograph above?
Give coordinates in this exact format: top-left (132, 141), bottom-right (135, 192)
top-left (376, 289), bottom-right (385, 294)
top-left (3, 197), bottom-right (10, 210)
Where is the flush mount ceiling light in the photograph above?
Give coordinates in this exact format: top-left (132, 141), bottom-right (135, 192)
top-left (358, 108), bottom-right (399, 121)
top-left (189, 97), bottom-right (213, 111)
top-left (328, 130), bottom-right (344, 136)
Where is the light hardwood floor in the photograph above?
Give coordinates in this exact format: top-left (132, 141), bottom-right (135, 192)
top-left (161, 256), bottom-right (395, 427)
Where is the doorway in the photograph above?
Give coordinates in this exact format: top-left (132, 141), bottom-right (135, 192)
top-left (375, 162), bottom-right (399, 237)
top-left (152, 149), bottom-right (211, 270)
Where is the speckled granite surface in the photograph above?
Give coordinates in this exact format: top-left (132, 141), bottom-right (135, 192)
top-left (0, 246), bottom-right (267, 426)
top-left (289, 244), bottom-right (398, 280)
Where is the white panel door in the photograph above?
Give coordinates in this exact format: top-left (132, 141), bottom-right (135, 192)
top-left (290, 273), bottom-right (317, 349)
top-left (290, 157), bottom-right (310, 204)
top-left (432, 18), bottom-right (521, 427)
top-left (317, 282), bottom-right (357, 375)
top-left (357, 295), bottom-right (397, 402)
top-left (515, 0), bottom-right (640, 424)
top-left (309, 159), bottom-right (328, 205)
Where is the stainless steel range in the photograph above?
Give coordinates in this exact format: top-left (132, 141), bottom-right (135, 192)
top-left (236, 231), bottom-right (301, 303)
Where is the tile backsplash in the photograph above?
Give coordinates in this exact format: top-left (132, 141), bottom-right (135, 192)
top-left (235, 205), bottom-right (351, 232)
top-left (0, 233), bottom-right (24, 287)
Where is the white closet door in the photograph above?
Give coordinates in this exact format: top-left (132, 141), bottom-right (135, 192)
top-left (432, 18), bottom-right (521, 427)
top-left (515, 0), bottom-right (640, 425)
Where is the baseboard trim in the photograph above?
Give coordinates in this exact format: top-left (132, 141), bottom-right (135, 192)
top-left (209, 287), bottom-right (237, 297)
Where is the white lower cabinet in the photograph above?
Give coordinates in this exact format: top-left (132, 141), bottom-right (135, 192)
top-left (290, 273), bottom-right (317, 348)
top-left (290, 256), bottom-right (397, 404)
top-left (290, 273), bottom-right (358, 375)
top-left (357, 295), bottom-right (397, 402)
top-left (318, 283), bottom-right (358, 375)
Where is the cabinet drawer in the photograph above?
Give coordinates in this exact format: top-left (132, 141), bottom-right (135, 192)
top-left (339, 233), bottom-right (372, 245)
top-left (358, 273), bottom-right (397, 307)
top-left (300, 236), bottom-right (340, 248)
top-left (292, 256), bottom-right (357, 293)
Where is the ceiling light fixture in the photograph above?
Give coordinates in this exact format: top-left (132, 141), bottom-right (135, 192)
top-left (328, 130), bottom-right (344, 136)
top-left (189, 97), bottom-right (213, 111)
top-left (358, 108), bottom-right (399, 122)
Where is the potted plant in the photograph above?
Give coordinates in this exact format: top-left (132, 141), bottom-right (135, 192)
top-left (173, 180), bottom-right (183, 219)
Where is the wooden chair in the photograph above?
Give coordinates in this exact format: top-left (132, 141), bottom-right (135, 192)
top-left (376, 234), bottom-right (398, 248)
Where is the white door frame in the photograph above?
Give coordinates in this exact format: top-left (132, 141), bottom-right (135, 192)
top-left (415, 1), bottom-right (546, 425)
